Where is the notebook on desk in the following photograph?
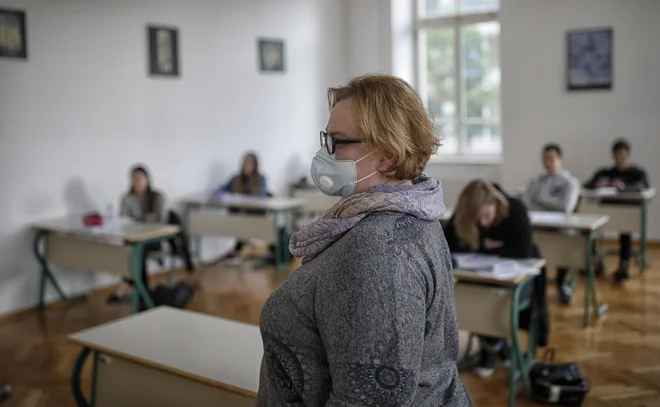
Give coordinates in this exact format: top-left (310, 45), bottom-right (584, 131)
top-left (452, 253), bottom-right (540, 280)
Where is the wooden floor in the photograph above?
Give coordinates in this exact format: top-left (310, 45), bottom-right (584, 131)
top-left (2, 246), bottom-right (660, 407)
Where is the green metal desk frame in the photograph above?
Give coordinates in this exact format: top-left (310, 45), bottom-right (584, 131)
top-left (457, 276), bottom-right (536, 407)
top-left (597, 198), bottom-right (650, 274)
top-left (566, 229), bottom-right (609, 327)
top-left (34, 230), bottom-right (180, 314)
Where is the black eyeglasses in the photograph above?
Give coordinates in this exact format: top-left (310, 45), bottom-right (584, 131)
top-left (320, 131), bottom-right (363, 154)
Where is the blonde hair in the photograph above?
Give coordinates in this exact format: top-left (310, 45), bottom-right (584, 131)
top-left (327, 74), bottom-right (440, 180)
top-left (454, 180), bottom-right (509, 251)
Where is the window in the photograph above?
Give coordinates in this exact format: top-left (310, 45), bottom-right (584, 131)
top-left (415, 0), bottom-right (501, 157)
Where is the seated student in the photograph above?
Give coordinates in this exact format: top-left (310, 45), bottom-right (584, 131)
top-left (444, 179), bottom-right (548, 378)
top-left (214, 152), bottom-right (268, 198)
top-left (523, 143), bottom-right (580, 304)
top-left (214, 153), bottom-right (269, 261)
top-left (584, 138), bottom-right (650, 283)
top-left (108, 165), bottom-right (194, 304)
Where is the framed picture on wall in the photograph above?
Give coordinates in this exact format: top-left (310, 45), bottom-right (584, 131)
top-left (567, 27), bottom-right (613, 90)
top-left (258, 38), bottom-right (285, 73)
top-left (147, 25), bottom-right (180, 77)
top-left (0, 7), bottom-right (27, 59)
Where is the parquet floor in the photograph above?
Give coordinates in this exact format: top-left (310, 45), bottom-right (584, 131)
top-left (1, 245), bottom-right (660, 407)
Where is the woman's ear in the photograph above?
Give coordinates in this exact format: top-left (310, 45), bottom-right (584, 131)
top-left (377, 151), bottom-right (397, 172)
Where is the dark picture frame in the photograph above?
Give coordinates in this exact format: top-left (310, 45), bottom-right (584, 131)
top-left (567, 27), bottom-right (613, 91)
top-left (258, 38), bottom-right (285, 73)
top-left (147, 25), bottom-right (180, 77)
top-left (0, 7), bottom-right (27, 59)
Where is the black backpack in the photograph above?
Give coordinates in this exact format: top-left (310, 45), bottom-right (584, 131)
top-left (150, 282), bottom-right (195, 309)
top-left (529, 349), bottom-right (590, 406)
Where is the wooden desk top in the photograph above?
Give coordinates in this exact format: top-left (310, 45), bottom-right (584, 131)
top-left (529, 211), bottom-right (610, 231)
top-left (69, 307), bottom-right (263, 398)
top-left (442, 209), bottom-right (609, 231)
top-left (33, 217), bottom-right (180, 244)
top-left (185, 194), bottom-right (305, 211)
top-left (580, 187), bottom-right (656, 201)
top-left (454, 258), bottom-right (546, 286)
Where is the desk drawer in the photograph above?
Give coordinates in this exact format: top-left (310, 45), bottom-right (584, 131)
top-left (533, 231), bottom-right (588, 270)
top-left (46, 234), bottom-right (129, 277)
top-left (189, 211), bottom-right (276, 243)
top-left (94, 353), bottom-right (256, 407)
top-left (579, 203), bottom-right (641, 233)
top-left (454, 284), bottom-right (512, 338)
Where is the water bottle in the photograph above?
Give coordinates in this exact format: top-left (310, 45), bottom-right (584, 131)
top-left (105, 203), bottom-right (114, 227)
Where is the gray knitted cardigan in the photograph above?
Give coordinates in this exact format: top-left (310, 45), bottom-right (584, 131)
top-left (257, 211), bottom-right (471, 406)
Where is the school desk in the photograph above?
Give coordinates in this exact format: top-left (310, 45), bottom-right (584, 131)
top-left (579, 188), bottom-right (656, 274)
top-left (454, 258), bottom-right (545, 407)
top-left (184, 195), bottom-right (303, 277)
top-left (33, 217), bottom-right (181, 313)
top-left (530, 211), bottom-right (610, 327)
top-left (69, 307), bottom-right (262, 407)
top-left (441, 210), bottom-right (610, 327)
top-left (291, 187), bottom-right (341, 227)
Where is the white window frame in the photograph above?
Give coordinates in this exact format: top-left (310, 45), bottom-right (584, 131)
top-left (413, 1), bottom-right (501, 161)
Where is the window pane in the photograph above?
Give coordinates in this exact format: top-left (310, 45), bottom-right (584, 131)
top-left (435, 122), bottom-right (458, 155)
top-left (420, 0), bottom-right (498, 18)
top-left (462, 21), bottom-right (500, 121)
top-left (465, 123), bottom-right (500, 154)
top-left (459, 0), bottom-right (499, 14)
top-left (420, 0), bottom-right (457, 18)
top-left (425, 27), bottom-right (456, 121)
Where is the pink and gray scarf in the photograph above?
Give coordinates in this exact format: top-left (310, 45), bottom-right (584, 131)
top-left (289, 175), bottom-right (446, 261)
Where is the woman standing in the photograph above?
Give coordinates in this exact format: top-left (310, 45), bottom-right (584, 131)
top-left (257, 75), bottom-right (471, 406)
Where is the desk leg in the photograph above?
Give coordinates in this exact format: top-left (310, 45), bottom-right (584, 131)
top-left (130, 241), bottom-right (155, 313)
top-left (639, 199), bottom-right (648, 275)
top-left (33, 231), bottom-right (78, 310)
top-left (185, 203), bottom-right (202, 261)
top-left (585, 230), bottom-right (608, 327)
top-left (273, 210), bottom-right (293, 282)
top-left (509, 281), bottom-right (533, 407)
top-left (71, 347), bottom-right (93, 407)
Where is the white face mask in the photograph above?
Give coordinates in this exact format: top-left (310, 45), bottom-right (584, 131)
top-left (310, 148), bottom-right (379, 197)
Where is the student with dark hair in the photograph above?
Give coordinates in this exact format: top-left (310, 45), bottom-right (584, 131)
top-left (215, 152), bottom-right (268, 197)
top-left (523, 143), bottom-right (580, 304)
top-left (584, 138), bottom-right (650, 282)
top-left (107, 165), bottom-right (194, 304)
top-left (121, 165), bottom-right (165, 222)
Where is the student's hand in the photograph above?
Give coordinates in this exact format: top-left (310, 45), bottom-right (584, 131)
top-left (612, 179), bottom-right (626, 190)
top-left (484, 239), bottom-right (504, 250)
top-left (595, 178), bottom-right (610, 188)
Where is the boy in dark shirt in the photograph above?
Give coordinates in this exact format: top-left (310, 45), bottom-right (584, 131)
top-left (584, 139), bottom-right (650, 282)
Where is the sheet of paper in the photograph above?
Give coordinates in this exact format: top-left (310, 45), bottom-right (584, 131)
top-left (592, 187), bottom-right (619, 197)
top-left (453, 253), bottom-right (540, 279)
top-left (452, 253), bottom-right (501, 271)
top-left (529, 211), bottom-right (568, 224)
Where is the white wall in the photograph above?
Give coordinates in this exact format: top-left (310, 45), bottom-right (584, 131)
top-left (0, 0), bottom-right (347, 316)
top-left (346, 0), bottom-right (660, 237)
top-left (345, 0), bottom-right (392, 77)
top-left (500, 0), bottom-right (660, 239)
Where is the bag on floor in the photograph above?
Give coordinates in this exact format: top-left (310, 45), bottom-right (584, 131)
top-left (529, 349), bottom-right (589, 406)
top-left (150, 282), bottom-right (195, 309)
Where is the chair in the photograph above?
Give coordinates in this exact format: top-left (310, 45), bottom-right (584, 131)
top-left (146, 210), bottom-right (195, 285)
